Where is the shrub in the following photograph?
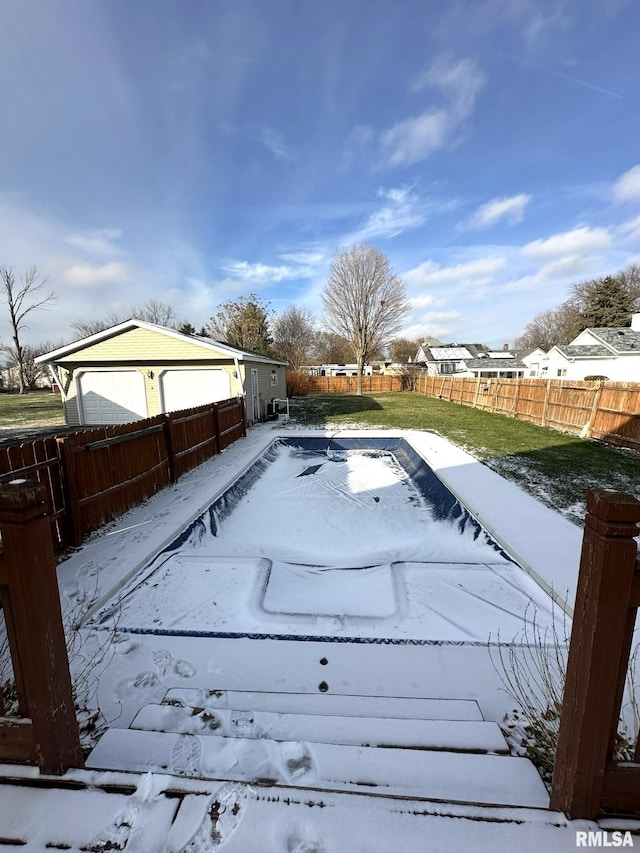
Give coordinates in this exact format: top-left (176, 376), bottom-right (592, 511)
top-left (489, 601), bottom-right (638, 788)
top-left (397, 365), bottom-right (422, 391)
top-left (286, 370), bottom-right (317, 397)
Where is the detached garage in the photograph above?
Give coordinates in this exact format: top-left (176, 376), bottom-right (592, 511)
top-left (36, 319), bottom-right (287, 427)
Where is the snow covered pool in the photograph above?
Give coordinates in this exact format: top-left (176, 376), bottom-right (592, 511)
top-left (91, 437), bottom-right (556, 644)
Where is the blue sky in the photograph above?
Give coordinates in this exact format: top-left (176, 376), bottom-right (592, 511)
top-left (1, 0), bottom-right (639, 350)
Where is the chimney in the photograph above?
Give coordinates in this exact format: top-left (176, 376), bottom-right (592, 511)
top-left (631, 313), bottom-right (640, 331)
top-left (503, 343), bottom-right (509, 351)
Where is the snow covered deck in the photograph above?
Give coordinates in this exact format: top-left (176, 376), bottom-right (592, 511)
top-left (0, 424), bottom-right (596, 849)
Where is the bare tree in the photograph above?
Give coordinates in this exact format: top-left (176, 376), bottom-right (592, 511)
top-left (70, 312), bottom-right (127, 339)
top-left (1, 266), bottom-right (56, 393)
top-left (389, 336), bottom-right (422, 363)
top-left (131, 299), bottom-right (180, 328)
top-left (70, 299), bottom-right (183, 339)
top-left (515, 306), bottom-right (581, 351)
top-left (1, 340), bottom-right (65, 391)
top-left (322, 244), bottom-right (409, 394)
top-left (311, 330), bottom-right (353, 365)
top-left (272, 305), bottom-right (315, 369)
top-left (207, 293), bottom-right (274, 355)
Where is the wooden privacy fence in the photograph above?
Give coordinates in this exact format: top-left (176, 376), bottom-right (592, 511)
top-left (0, 481), bottom-right (83, 773)
top-left (417, 375), bottom-right (640, 453)
top-left (0, 396), bottom-right (245, 551)
top-left (304, 375), bottom-right (402, 393)
top-left (551, 490), bottom-right (640, 819)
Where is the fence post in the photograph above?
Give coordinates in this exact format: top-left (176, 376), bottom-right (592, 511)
top-left (581, 381), bottom-right (604, 440)
top-left (240, 397), bottom-right (247, 436)
top-left (56, 437), bottom-right (82, 547)
top-left (512, 379), bottom-right (521, 417)
top-left (164, 413), bottom-right (177, 482)
top-left (542, 379), bottom-right (551, 427)
top-left (0, 480), bottom-right (84, 773)
top-left (211, 402), bottom-right (220, 454)
top-left (550, 489), bottom-right (640, 819)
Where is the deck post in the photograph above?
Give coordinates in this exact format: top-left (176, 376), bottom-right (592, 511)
top-left (550, 489), bottom-right (640, 819)
top-left (0, 480), bottom-right (84, 773)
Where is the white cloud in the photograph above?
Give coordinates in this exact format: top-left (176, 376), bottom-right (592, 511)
top-left (403, 310), bottom-right (462, 341)
top-left (613, 165), bottom-right (640, 203)
top-left (382, 56), bottom-right (485, 166)
top-left (261, 126), bottom-right (294, 161)
top-left (461, 193), bottom-right (531, 230)
top-left (63, 261), bottom-right (128, 286)
top-left (65, 228), bottom-right (123, 255)
top-left (278, 250), bottom-right (326, 265)
top-left (351, 185), bottom-right (429, 241)
top-left (501, 255), bottom-right (597, 293)
top-left (222, 260), bottom-right (313, 282)
top-left (522, 225), bottom-right (611, 259)
top-left (410, 294), bottom-right (437, 309)
top-left (618, 215), bottom-right (640, 242)
top-left (405, 256), bottom-right (506, 287)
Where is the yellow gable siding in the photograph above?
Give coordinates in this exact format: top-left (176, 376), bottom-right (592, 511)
top-left (57, 327), bottom-right (233, 363)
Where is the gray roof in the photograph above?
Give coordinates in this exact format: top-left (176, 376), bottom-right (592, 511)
top-left (426, 344), bottom-right (491, 361)
top-left (464, 358), bottom-right (526, 371)
top-left (555, 344), bottom-right (615, 359)
top-left (587, 327), bottom-right (640, 353)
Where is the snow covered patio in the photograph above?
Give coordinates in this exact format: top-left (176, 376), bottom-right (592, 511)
top-left (1, 424), bottom-right (602, 850)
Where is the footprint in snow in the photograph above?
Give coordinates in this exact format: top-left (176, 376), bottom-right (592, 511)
top-left (171, 733), bottom-right (202, 776)
top-left (112, 633), bottom-right (137, 655)
top-left (282, 742), bottom-right (315, 780)
top-left (285, 828), bottom-right (328, 853)
top-left (179, 782), bottom-right (247, 852)
top-left (174, 658), bottom-right (196, 678)
top-left (152, 649), bottom-right (196, 679)
top-left (152, 649), bottom-right (172, 676)
top-left (115, 671), bottom-right (165, 705)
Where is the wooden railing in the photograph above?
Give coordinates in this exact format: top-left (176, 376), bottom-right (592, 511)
top-left (551, 489), bottom-right (640, 819)
top-left (0, 481), bottom-right (83, 773)
top-left (0, 397), bottom-right (246, 550)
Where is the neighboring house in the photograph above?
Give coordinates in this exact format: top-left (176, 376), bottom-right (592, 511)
top-left (517, 348), bottom-right (547, 378)
top-left (416, 343), bottom-right (490, 376)
top-left (305, 364), bottom-right (374, 377)
top-left (463, 350), bottom-right (527, 379)
top-left (544, 314), bottom-right (640, 381)
top-left (35, 319), bottom-right (287, 426)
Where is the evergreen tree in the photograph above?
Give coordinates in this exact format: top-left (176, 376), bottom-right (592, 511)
top-left (579, 275), bottom-right (633, 330)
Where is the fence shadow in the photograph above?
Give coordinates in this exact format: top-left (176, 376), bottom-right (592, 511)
top-left (292, 394), bottom-right (384, 424)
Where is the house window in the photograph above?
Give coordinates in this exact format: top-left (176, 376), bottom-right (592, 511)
top-left (439, 362), bottom-right (456, 374)
top-left (271, 370), bottom-right (277, 386)
top-left (557, 369), bottom-right (567, 377)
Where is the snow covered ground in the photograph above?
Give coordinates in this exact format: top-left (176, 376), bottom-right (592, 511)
top-left (0, 423), bottom-right (613, 850)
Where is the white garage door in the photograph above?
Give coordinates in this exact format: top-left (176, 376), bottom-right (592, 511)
top-left (160, 369), bottom-right (231, 413)
top-left (78, 371), bottom-right (148, 425)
